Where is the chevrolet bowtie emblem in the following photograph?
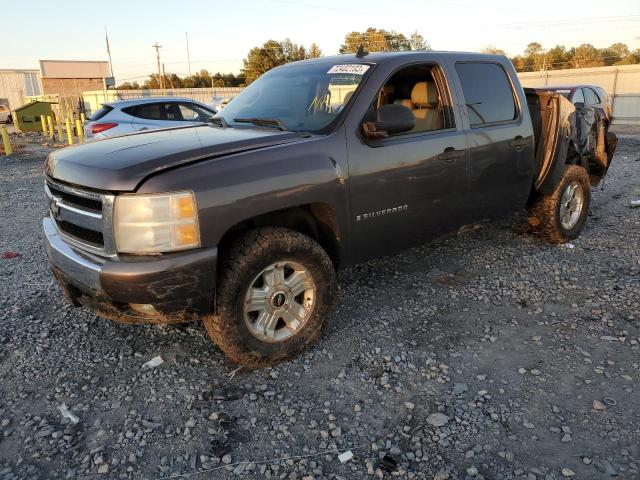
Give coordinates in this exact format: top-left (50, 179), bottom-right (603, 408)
top-left (50, 198), bottom-right (61, 220)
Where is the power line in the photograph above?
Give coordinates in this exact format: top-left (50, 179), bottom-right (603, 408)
top-left (472, 14), bottom-right (640, 29)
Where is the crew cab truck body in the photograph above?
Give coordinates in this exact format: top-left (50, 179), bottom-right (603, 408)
top-left (43, 52), bottom-right (614, 366)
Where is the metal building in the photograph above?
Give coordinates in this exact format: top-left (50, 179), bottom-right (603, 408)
top-left (518, 64), bottom-right (640, 125)
top-left (0, 69), bottom-right (42, 111)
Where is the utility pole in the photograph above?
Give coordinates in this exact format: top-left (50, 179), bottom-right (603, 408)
top-left (186, 32), bottom-right (192, 76)
top-left (152, 42), bottom-right (164, 89)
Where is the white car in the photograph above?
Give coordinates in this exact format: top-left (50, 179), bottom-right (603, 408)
top-left (0, 105), bottom-right (12, 123)
top-left (209, 96), bottom-right (233, 111)
top-left (84, 97), bottom-right (216, 140)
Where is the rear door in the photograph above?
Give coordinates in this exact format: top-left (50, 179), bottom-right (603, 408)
top-left (452, 61), bottom-right (535, 221)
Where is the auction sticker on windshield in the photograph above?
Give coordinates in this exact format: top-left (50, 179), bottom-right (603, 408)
top-left (327, 64), bottom-right (370, 75)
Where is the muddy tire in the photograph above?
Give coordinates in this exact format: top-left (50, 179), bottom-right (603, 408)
top-left (529, 165), bottom-right (591, 243)
top-left (204, 227), bottom-right (336, 368)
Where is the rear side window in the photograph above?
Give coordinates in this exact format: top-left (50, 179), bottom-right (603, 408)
top-left (571, 88), bottom-right (585, 105)
top-left (455, 62), bottom-right (517, 126)
top-left (88, 105), bottom-right (113, 121)
top-left (124, 103), bottom-right (165, 120)
top-left (584, 88), bottom-right (599, 105)
top-left (596, 87), bottom-right (608, 101)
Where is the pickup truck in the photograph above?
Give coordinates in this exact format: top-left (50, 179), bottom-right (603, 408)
top-left (43, 51), bottom-right (615, 367)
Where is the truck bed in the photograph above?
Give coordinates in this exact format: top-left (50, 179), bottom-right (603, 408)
top-left (525, 88), bottom-right (615, 193)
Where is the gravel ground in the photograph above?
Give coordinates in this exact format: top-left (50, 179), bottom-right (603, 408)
top-left (0, 130), bottom-right (639, 480)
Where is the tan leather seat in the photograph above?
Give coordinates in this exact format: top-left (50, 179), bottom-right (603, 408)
top-left (393, 81), bottom-right (441, 131)
top-left (394, 99), bottom-right (413, 109)
top-left (411, 81), bottom-right (440, 130)
top-left (377, 85), bottom-right (395, 109)
top-left (343, 90), bottom-right (355, 105)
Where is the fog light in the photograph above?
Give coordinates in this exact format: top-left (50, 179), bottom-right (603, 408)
top-left (130, 303), bottom-right (157, 315)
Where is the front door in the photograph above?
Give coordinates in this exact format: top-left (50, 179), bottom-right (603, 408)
top-left (346, 63), bottom-right (470, 263)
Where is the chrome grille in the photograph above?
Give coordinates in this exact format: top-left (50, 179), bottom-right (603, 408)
top-left (47, 184), bottom-right (102, 213)
top-left (45, 178), bottom-right (116, 257)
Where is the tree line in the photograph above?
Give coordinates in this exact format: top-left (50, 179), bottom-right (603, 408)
top-left (484, 42), bottom-right (640, 72)
top-left (117, 28), bottom-right (640, 89)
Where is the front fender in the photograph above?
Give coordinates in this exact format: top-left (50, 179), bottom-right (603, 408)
top-left (137, 131), bottom-right (350, 252)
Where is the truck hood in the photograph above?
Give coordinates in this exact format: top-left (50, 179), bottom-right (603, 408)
top-left (45, 125), bottom-right (304, 191)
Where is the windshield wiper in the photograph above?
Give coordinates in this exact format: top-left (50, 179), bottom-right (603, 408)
top-left (207, 117), bottom-right (229, 128)
top-left (233, 117), bottom-right (289, 131)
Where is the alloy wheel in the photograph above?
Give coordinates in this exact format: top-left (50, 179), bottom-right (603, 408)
top-left (243, 261), bottom-right (316, 342)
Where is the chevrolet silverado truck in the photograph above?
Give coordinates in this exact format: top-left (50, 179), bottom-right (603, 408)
top-left (43, 51), bottom-right (615, 367)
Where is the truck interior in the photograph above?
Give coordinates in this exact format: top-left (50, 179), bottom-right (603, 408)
top-left (368, 64), bottom-right (455, 133)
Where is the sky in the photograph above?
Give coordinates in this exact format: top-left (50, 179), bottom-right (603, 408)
top-left (3, 0), bottom-right (640, 83)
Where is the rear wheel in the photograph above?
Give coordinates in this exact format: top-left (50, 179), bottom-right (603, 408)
top-left (529, 165), bottom-right (591, 243)
top-left (204, 227), bottom-right (336, 367)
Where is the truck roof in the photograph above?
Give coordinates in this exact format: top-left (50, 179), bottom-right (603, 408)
top-left (281, 51), bottom-right (509, 68)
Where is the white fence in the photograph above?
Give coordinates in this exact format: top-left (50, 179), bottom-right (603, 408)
top-left (518, 64), bottom-right (640, 125)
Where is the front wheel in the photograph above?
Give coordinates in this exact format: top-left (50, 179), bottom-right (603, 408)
top-left (529, 165), bottom-right (591, 243)
top-left (204, 227), bottom-right (336, 367)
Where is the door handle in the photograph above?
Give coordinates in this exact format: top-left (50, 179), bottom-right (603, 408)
top-left (438, 147), bottom-right (466, 163)
top-left (510, 136), bottom-right (530, 151)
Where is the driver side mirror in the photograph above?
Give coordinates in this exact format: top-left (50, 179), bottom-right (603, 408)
top-left (362, 104), bottom-right (415, 139)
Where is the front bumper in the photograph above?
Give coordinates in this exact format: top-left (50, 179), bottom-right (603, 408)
top-left (43, 217), bottom-right (217, 323)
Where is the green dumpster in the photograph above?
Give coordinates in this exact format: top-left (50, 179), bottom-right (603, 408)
top-left (14, 101), bottom-right (56, 132)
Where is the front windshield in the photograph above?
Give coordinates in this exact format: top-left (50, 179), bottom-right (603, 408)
top-left (215, 62), bottom-right (370, 132)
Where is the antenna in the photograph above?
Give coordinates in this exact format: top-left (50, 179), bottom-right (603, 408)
top-left (105, 27), bottom-right (114, 79)
top-left (186, 32), bottom-right (192, 76)
top-left (355, 45), bottom-right (368, 58)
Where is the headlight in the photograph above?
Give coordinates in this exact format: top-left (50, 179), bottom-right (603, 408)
top-left (114, 191), bottom-right (200, 254)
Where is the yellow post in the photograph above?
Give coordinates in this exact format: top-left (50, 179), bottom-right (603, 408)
top-left (40, 115), bottom-right (47, 135)
top-left (80, 112), bottom-right (86, 123)
top-left (65, 118), bottom-right (74, 145)
top-left (57, 123), bottom-right (64, 142)
top-left (75, 119), bottom-right (84, 143)
top-left (46, 116), bottom-right (54, 138)
top-left (0, 125), bottom-right (12, 156)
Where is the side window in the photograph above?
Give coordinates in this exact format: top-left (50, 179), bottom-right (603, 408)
top-left (89, 105), bottom-right (113, 121)
top-left (584, 88), bottom-right (599, 105)
top-left (455, 62), bottom-right (517, 126)
top-left (368, 63), bottom-right (453, 136)
top-left (571, 88), bottom-right (585, 105)
top-left (596, 88), bottom-right (608, 102)
top-left (178, 103), bottom-right (215, 122)
top-left (125, 103), bottom-right (165, 120)
top-left (164, 103), bottom-right (182, 120)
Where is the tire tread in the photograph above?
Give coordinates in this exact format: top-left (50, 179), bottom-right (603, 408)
top-left (204, 227), bottom-right (336, 368)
